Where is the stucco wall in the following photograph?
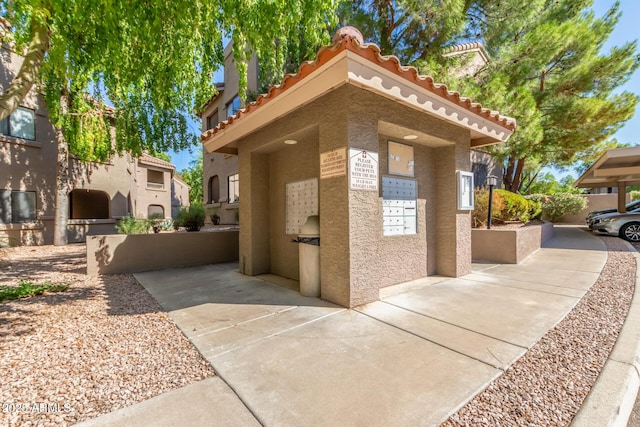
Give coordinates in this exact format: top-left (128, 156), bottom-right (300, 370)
top-left (67, 220), bottom-right (118, 243)
top-left (201, 43), bottom-right (258, 226)
top-left (0, 223), bottom-right (45, 247)
top-left (1, 46), bottom-right (59, 232)
top-left (234, 85), bottom-right (476, 307)
top-left (86, 231), bottom-right (239, 275)
top-left (268, 130), bottom-right (320, 281)
top-left (135, 163), bottom-right (172, 219)
top-left (203, 152), bottom-right (239, 224)
top-left (472, 222), bottom-right (554, 264)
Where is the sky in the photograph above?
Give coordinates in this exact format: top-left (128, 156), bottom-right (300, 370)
top-left (169, 0), bottom-right (640, 173)
top-left (591, 0), bottom-right (639, 146)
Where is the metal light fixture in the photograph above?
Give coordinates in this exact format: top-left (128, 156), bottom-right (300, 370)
top-left (486, 175), bottom-right (498, 229)
top-left (403, 134), bottom-right (418, 140)
top-left (284, 139), bottom-right (298, 145)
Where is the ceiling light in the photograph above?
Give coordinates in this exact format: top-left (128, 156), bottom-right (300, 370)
top-left (284, 139), bottom-right (298, 145)
top-left (403, 134), bottom-right (418, 140)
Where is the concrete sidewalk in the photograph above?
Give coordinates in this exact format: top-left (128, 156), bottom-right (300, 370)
top-left (77, 226), bottom-right (616, 426)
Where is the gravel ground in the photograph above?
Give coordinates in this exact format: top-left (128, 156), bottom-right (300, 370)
top-left (443, 236), bottom-right (636, 426)
top-left (0, 244), bottom-right (214, 427)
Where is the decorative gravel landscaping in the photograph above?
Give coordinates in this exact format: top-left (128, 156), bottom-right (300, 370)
top-left (0, 244), bottom-right (214, 427)
top-left (0, 233), bottom-right (637, 426)
top-left (443, 236), bottom-right (636, 426)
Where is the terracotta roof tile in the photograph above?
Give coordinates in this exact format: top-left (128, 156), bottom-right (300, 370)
top-left (139, 153), bottom-right (175, 170)
top-left (201, 31), bottom-right (515, 142)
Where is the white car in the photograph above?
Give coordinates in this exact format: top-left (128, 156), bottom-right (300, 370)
top-left (586, 199), bottom-right (640, 229)
top-left (590, 207), bottom-right (640, 242)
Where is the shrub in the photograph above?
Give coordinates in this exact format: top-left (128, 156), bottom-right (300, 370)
top-left (493, 189), bottom-right (539, 224)
top-left (523, 194), bottom-right (546, 220)
top-left (0, 280), bottom-right (69, 302)
top-left (206, 206), bottom-right (221, 225)
top-left (538, 192), bottom-right (587, 221)
top-left (472, 189), bottom-right (541, 228)
top-left (472, 188), bottom-right (503, 228)
top-left (116, 215), bottom-right (152, 234)
top-left (175, 204), bottom-right (206, 231)
top-left (631, 191), bottom-right (640, 202)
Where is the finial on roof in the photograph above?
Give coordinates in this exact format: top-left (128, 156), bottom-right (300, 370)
top-left (332, 26), bottom-right (364, 45)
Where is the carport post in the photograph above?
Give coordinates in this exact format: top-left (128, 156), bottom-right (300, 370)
top-left (618, 182), bottom-right (627, 213)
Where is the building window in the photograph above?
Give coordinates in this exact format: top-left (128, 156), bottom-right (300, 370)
top-left (148, 205), bottom-right (164, 219)
top-left (472, 162), bottom-right (488, 189)
top-left (0, 107), bottom-right (35, 140)
top-left (206, 110), bottom-right (218, 130)
top-left (228, 174), bottom-right (239, 204)
top-left (226, 95), bottom-right (241, 118)
top-left (208, 175), bottom-right (220, 203)
top-left (147, 169), bottom-right (164, 189)
top-left (0, 190), bottom-right (37, 223)
top-left (69, 190), bottom-right (110, 219)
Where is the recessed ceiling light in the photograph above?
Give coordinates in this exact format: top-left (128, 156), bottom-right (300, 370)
top-left (403, 134), bottom-right (418, 140)
top-left (284, 139), bottom-right (298, 145)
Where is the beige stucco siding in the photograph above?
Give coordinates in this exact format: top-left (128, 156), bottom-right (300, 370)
top-left (268, 130), bottom-right (320, 280)
top-left (233, 84), bottom-right (475, 307)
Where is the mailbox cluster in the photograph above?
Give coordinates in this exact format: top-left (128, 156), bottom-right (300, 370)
top-left (382, 177), bottom-right (418, 236)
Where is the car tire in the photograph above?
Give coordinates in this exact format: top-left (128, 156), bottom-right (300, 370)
top-left (620, 222), bottom-right (640, 242)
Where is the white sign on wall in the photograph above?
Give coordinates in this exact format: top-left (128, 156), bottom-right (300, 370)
top-left (320, 148), bottom-right (347, 179)
top-left (349, 148), bottom-right (378, 191)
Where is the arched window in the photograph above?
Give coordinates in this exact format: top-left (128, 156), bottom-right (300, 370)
top-left (148, 205), bottom-right (164, 219)
top-left (208, 175), bottom-right (220, 203)
top-left (69, 190), bottom-right (110, 219)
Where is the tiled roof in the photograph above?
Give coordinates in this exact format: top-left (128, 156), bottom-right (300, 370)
top-left (198, 82), bottom-right (226, 114)
top-left (138, 153), bottom-right (175, 170)
top-left (202, 29), bottom-right (515, 143)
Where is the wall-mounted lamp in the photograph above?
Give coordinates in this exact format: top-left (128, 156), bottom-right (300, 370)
top-left (284, 139), bottom-right (298, 145)
top-left (403, 134), bottom-right (418, 140)
top-left (486, 175), bottom-right (498, 229)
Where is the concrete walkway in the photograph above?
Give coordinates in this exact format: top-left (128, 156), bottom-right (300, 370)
top-left (77, 226), bottom-right (612, 426)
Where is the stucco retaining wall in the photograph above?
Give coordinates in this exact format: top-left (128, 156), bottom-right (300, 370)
top-left (0, 223), bottom-right (45, 247)
top-left (472, 222), bottom-right (554, 264)
top-left (555, 194), bottom-right (631, 224)
top-left (87, 231), bottom-right (239, 275)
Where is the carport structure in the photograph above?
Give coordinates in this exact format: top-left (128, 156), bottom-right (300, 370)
top-left (574, 146), bottom-right (640, 213)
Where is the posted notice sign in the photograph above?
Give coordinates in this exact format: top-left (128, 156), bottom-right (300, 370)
top-left (349, 148), bottom-right (378, 191)
top-left (320, 148), bottom-right (347, 179)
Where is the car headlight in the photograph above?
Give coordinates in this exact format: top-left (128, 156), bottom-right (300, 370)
top-left (599, 217), bottom-right (615, 224)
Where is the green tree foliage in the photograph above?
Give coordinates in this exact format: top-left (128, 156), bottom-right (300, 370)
top-left (338, 0), bottom-right (639, 193)
top-left (521, 172), bottom-right (582, 195)
top-left (2, 0), bottom-right (338, 159)
top-left (1, 0), bottom-right (337, 244)
top-left (336, 0), bottom-right (468, 62)
top-left (180, 152), bottom-right (204, 206)
top-left (470, 1), bottom-right (638, 192)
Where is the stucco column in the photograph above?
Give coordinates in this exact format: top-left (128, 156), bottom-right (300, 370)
top-left (434, 138), bottom-right (472, 277)
top-left (238, 149), bottom-right (270, 275)
top-left (318, 120), bottom-right (352, 307)
top-left (618, 183), bottom-right (627, 213)
top-left (346, 112), bottom-right (380, 307)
